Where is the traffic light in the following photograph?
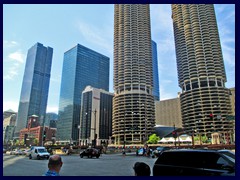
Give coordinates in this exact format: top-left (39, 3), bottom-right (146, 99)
top-left (172, 131), bottom-right (177, 138)
top-left (209, 114), bottom-right (213, 120)
top-left (43, 130), bottom-right (46, 141)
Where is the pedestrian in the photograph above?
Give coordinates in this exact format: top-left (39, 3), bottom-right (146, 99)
top-left (43, 155), bottom-right (63, 176)
top-left (133, 162), bottom-right (151, 176)
top-left (122, 148), bottom-right (126, 156)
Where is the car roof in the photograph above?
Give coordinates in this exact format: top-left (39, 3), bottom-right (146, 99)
top-left (165, 149), bottom-right (219, 153)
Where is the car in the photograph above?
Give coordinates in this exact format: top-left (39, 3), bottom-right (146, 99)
top-left (153, 149), bottom-right (235, 176)
top-left (136, 148), bottom-right (144, 156)
top-left (15, 149), bottom-right (24, 155)
top-left (153, 146), bottom-right (171, 157)
top-left (29, 146), bottom-right (50, 160)
top-left (218, 149), bottom-right (235, 160)
top-left (3, 148), bottom-right (7, 153)
top-left (23, 149), bottom-right (31, 157)
top-left (80, 148), bottom-right (100, 158)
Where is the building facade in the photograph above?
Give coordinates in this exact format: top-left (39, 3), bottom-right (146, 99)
top-left (79, 86), bottom-right (113, 146)
top-left (155, 97), bottom-right (182, 128)
top-left (15, 42), bottom-right (53, 137)
top-left (20, 115), bottom-right (56, 146)
top-left (171, 4), bottom-right (233, 140)
top-left (57, 44), bottom-right (109, 144)
top-left (152, 40), bottom-right (160, 101)
top-left (3, 111), bottom-right (17, 145)
top-left (113, 4), bottom-right (155, 145)
top-left (45, 112), bottom-right (58, 127)
top-left (229, 87), bottom-right (235, 116)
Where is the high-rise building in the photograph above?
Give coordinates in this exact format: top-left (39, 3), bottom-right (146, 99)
top-left (79, 86), bottom-right (113, 146)
top-left (57, 44), bottom-right (109, 144)
top-left (3, 112), bottom-right (16, 145)
top-left (15, 43), bottom-right (53, 137)
top-left (113, 4), bottom-right (155, 145)
top-left (152, 40), bottom-right (160, 101)
top-left (155, 97), bottom-right (182, 128)
top-left (45, 112), bottom-right (58, 127)
top-left (171, 4), bottom-right (233, 139)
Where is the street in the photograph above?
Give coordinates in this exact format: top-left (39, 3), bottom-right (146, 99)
top-left (3, 153), bottom-right (156, 176)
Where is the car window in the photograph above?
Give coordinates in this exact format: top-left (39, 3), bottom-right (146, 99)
top-left (216, 157), bottom-right (229, 167)
top-left (155, 152), bottom-right (205, 167)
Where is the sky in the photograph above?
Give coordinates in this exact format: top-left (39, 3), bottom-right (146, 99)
top-left (3, 4), bottom-right (235, 114)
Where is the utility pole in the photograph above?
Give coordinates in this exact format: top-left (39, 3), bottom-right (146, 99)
top-left (123, 112), bottom-right (126, 150)
top-left (92, 109), bottom-right (97, 148)
top-left (173, 124), bottom-right (176, 147)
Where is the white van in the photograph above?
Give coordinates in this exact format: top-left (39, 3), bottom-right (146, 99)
top-left (29, 146), bottom-right (50, 160)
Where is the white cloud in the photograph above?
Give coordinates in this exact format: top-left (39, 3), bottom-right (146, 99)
top-left (8, 51), bottom-right (25, 63)
top-left (3, 40), bottom-right (18, 49)
top-left (3, 64), bottom-right (20, 80)
top-left (3, 101), bottom-right (19, 112)
top-left (46, 106), bottom-right (59, 113)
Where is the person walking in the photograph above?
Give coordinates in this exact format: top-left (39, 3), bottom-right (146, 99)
top-left (43, 155), bottom-right (63, 176)
top-left (133, 162), bottom-right (151, 176)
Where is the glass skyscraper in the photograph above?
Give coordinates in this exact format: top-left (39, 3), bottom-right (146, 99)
top-left (15, 42), bottom-right (53, 137)
top-left (57, 44), bottom-right (109, 143)
top-left (152, 40), bottom-right (160, 101)
top-left (172, 4), bottom-right (233, 138)
top-left (113, 4), bottom-right (155, 145)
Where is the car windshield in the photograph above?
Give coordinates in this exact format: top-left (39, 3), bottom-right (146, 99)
top-left (219, 150), bottom-right (235, 160)
top-left (38, 149), bottom-right (47, 153)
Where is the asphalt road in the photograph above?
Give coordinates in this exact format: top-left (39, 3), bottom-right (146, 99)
top-left (3, 153), bottom-right (156, 176)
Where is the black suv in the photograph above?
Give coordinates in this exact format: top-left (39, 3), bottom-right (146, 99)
top-left (153, 149), bottom-right (235, 176)
top-left (80, 148), bottom-right (100, 158)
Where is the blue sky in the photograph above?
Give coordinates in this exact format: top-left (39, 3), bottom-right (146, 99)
top-left (3, 4), bottom-right (235, 114)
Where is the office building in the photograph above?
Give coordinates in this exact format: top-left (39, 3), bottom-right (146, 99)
top-left (15, 43), bottom-right (53, 137)
top-left (113, 4), bottom-right (155, 145)
top-left (3, 111), bottom-right (16, 145)
top-left (57, 44), bottom-right (109, 144)
top-left (155, 97), bottom-right (182, 128)
top-left (172, 4), bottom-right (233, 140)
top-left (152, 40), bottom-right (160, 101)
top-left (79, 86), bottom-right (113, 146)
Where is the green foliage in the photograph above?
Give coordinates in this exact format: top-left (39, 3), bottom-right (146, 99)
top-left (201, 135), bottom-right (208, 143)
top-left (34, 138), bottom-right (39, 145)
top-left (147, 134), bottom-right (160, 144)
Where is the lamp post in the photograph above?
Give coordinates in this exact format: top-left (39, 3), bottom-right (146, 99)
top-left (123, 112), bottom-right (126, 150)
top-left (173, 124), bottom-right (176, 147)
top-left (92, 109), bottom-right (97, 148)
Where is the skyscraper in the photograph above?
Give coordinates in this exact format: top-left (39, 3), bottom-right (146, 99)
top-left (152, 40), bottom-right (160, 101)
top-left (172, 4), bottom-right (233, 138)
top-left (79, 86), bottom-right (113, 146)
top-left (57, 44), bottom-right (109, 143)
top-left (15, 42), bottom-right (53, 137)
top-left (113, 4), bottom-right (155, 145)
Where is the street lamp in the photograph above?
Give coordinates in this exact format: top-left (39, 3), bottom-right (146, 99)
top-left (173, 124), bottom-right (177, 147)
top-left (92, 109), bottom-right (97, 148)
top-left (123, 112), bottom-right (126, 150)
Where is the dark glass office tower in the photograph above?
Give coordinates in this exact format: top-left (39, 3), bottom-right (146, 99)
top-left (57, 44), bottom-right (109, 143)
top-left (15, 42), bottom-right (53, 137)
top-left (113, 4), bottom-right (155, 145)
top-left (152, 40), bottom-right (160, 101)
top-left (172, 4), bottom-right (233, 139)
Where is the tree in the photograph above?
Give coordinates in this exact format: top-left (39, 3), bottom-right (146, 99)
top-left (201, 135), bottom-right (208, 143)
top-left (33, 138), bottom-right (39, 146)
top-left (147, 134), bottom-right (160, 144)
